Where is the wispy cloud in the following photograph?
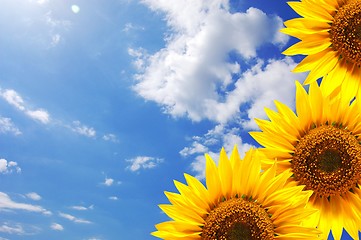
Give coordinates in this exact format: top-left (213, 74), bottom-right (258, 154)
top-left (0, 223), bottom-right (24, 235)
top-left (108, 196), bottom-right (118, 201)
top-left (0, 159), bottom-right (21, 174)
top-left (122, 22), bottom-right (145, 32)
top-left (0, 222), bottom-right (41, 235)
top-left (43, 11), bottom-right (71, 47)
top-left (0, 117), bottom-right (22, 135)
top-left (126, 156), bottom-right (163, 172)
top-left (71, 121), bottom-right (96, 138)
top-left (0, 192), bottom-right (50, 215)
top-left (70, 205), bottom-right (94, 211)
top-left (0, 89), bottom-right (50, 124)
top-left (59, 212), bottom-right (92, 224)
top-left (180, 124), bottom-right (255, 179)
top-left (50, 223), bottom-right (64, 231)
top-left (102, 133), bottom-right (119, 143)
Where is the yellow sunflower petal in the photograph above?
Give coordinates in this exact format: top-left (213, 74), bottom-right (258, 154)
top-left (205, 153), bottom-right (221, 203)
top-left (295, 81), bottom-right (312, 128)
top-left (282, 33), bottom-right (331, 55)
top-left (287, 1), bottom-right (333, 22)
top-left (218, 147), bottom-right (232, 199)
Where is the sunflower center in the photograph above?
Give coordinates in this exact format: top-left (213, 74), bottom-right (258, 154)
top-left (292, 125), bottom-right (361, 197)
top-left (330, 0), bottom-right (361, 65)
top-left (201, 198), bottom-right (274, 240)
top-left (319, 149), bottom-right (342, 172)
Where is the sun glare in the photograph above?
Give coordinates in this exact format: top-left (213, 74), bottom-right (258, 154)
top-left (71, 5), bottom-right (80, 14)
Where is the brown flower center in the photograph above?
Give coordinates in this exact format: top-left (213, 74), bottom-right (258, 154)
top-left (201, 198), bottom-right (274, 240)
top-left (292, 125), bottom-right (361, 197)
top-left (330, 0), bottom-right (361, 65)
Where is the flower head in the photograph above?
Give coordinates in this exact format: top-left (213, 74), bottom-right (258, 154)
top-left (152, 146), bottom-right (320, 239)
top-left (250, 81), bottom-right (361, 239)
top-left (282, 0), bottom-right (361, 100)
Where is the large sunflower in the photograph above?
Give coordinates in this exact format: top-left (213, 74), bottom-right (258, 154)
top-left (152, 146), bottom-right (320, 239)
top-left (281, 0), bottom-right (361, 99)
top-left (250, 81), bottom-right (361, 239)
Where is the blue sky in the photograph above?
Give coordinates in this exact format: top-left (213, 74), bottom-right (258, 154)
top-left (0, 0), bottom-right (358, 239)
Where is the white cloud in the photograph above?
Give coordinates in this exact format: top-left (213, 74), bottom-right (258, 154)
top-left (1, 89), bottom-right (25, 111)
top-left (109, 196), bottom-right (118, 201)
top-left (123, 22), bottom-right (145, 32)
top-left (130, 1), bottom-right (292, 124)
top-left (71, 121), bottom-right (96, 138)
top-left (0, 192), bottom-right (49, 215)
top-left (51, 33), bottom-right (61, 46)
top-left (0, 223), bottom-right (25, 235)
top-left (50, 223), bottom-right (64, 231)
top-left (0, 89), bottom-right (51, 124)
top-left (25, 109), bottom-right (50, 124)
top-left (103, 178), bottom-right (114, 186)
top-left (25, 192), bottom-right (41, 201)
top-left (179, 142), bottom-right (208, 157)
top-left (70, 205), bottom-right (94, 211)
top-left (181, 124), bottom-right (255, 179)
top-left (126, 156), bottom-right (163, 172)
top-left (0, 222), bottom-right (41, 235)
top-left (0, 159), bottom-right (21, 174)
top-left (0, 117), bottom-right (22, 135)
top-left (59, 212), bottom-right (92, 224)
top-left (102, 133), bottom-right (119, 142)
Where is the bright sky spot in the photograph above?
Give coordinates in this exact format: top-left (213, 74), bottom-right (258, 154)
top-left (71, 5), bottom-right (80, 14)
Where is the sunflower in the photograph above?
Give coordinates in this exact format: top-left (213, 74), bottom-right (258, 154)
top-left (281, 0), bottom-right (361, 100)
top-left (250, 81), bottom-right (361, 239)
top-left (152, 146), bottom-right (320, 239)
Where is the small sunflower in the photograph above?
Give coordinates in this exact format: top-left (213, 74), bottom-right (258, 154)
top-left (250, 81), bottom-right (361, 239)
top-left (152, 146), bottom-right (320, 239)
top-left (281, 0), bottom-right (361, 99)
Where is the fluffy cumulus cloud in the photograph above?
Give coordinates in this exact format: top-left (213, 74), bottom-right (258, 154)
top-left (126, 156), bottom-right (163, 172)
top-left (130, 0), bottom-right (300, 125)
top-left (0, 89), bottom-right (50, 124)
top-left (180, 124), bottom-right (255, 179)
top-left (0, 159), bottom-right (21, 174)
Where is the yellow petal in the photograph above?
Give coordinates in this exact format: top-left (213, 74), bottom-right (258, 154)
top-left (295, 81), bottom-right (312, 129)
top-left (283, 34), bottom-right (331, 55)
top-left (205, 154), bottom-right (221, 204)
top-left (218, 148), bottom-right (232, 199)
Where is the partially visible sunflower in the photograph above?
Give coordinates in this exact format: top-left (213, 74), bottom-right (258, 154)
top-left (250, 81), bottom-right (361, 239)
top-left (152, 146), bottom-right (320, 239)
top-left (281, 0), bottom-right (361, 100)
